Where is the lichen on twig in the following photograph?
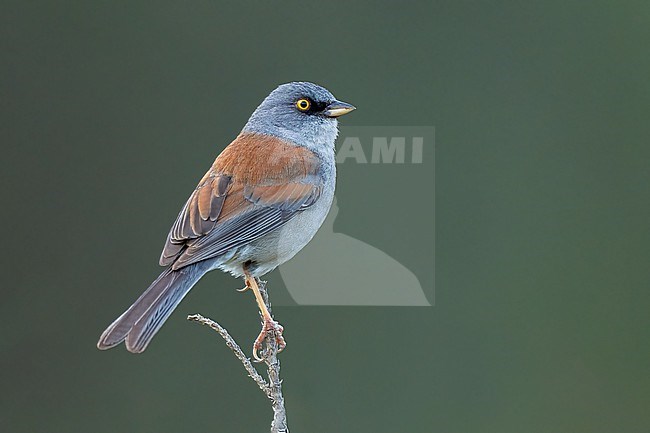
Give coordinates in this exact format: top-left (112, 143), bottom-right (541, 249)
top-left (187, 280), bottom-right (289, 433)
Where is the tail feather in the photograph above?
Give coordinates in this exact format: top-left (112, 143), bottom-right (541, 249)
top-left (97, 263), bottom-right (207, 353)
top-left (125, 269), bottom-right (198, 353)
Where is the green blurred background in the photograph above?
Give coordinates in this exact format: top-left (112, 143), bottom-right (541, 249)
top-left (2, 1), bottom-right (649, 432)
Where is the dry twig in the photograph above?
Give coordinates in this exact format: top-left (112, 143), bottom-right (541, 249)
top-left (187, 280), bottom-right (289, 433)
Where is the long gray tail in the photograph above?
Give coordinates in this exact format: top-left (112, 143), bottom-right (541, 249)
top-left (97, 262), bottom-right (208, 353)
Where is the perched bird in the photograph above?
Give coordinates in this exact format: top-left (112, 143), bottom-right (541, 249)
top-left (97, 82), bottom-right (355, 359)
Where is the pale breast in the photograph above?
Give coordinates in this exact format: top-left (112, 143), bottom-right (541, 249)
top-left (215, 168), bottom-right (335, 278)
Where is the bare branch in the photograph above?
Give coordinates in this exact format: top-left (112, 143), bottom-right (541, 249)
top-left (187, 313), bottom-right (271, 398)
top-left (187, 278), bottom-right (289, 433)
top-left (258, 280), bottom-right (289, 433)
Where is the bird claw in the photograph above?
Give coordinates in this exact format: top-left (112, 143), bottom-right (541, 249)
top-left (237, 280), bottom-right (252, 292)
top-left (252, 318), bottom-right (286, 362)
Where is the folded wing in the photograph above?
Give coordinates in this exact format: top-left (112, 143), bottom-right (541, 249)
top-left (160, 133), bottom-right (322, 270)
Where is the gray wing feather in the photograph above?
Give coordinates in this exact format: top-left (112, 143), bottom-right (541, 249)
top-left (169, 182), bottom-right (321, 270)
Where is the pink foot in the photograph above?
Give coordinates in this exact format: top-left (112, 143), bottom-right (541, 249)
top-left (253, 318), bottom-right (286, 361)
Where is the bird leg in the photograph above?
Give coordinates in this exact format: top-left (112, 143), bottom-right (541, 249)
top-left (242, 270), bottom-right (286, 361)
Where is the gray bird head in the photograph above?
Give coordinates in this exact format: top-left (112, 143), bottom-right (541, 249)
top-left (242, 82), bottom-right (355, 155)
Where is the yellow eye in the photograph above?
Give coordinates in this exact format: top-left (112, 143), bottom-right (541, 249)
top-left (296, 98), bottom-right (311, 111)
